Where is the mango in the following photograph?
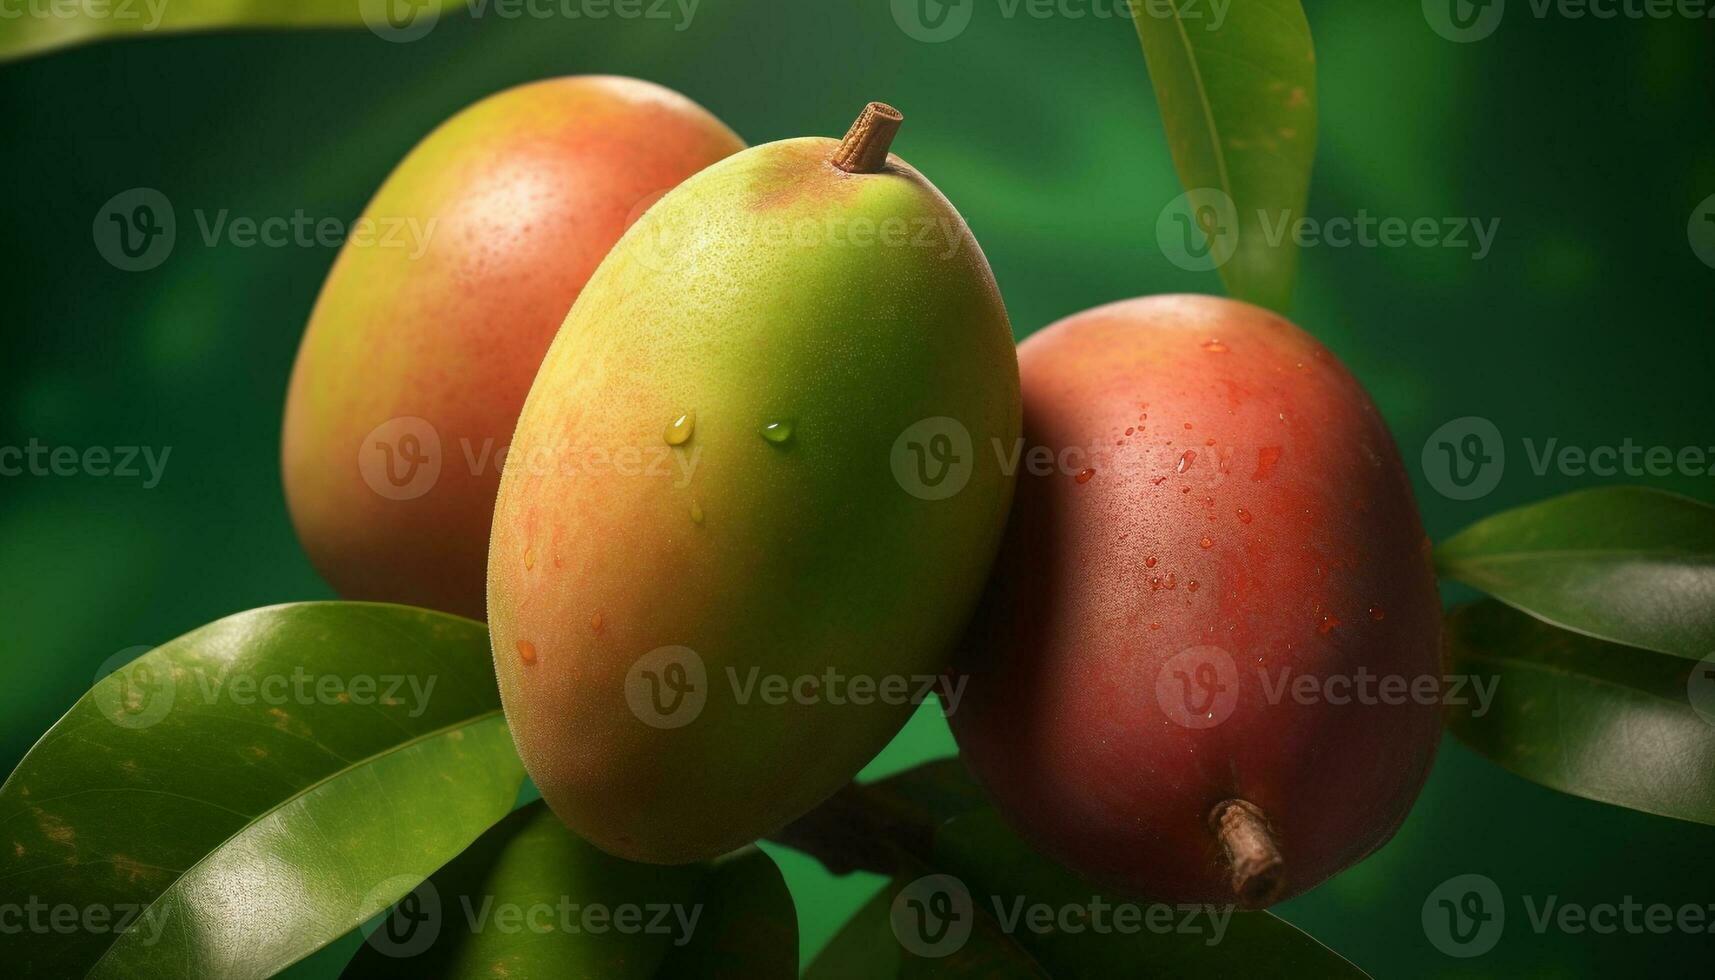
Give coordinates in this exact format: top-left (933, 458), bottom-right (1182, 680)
top-left (949, 295), bottom-right (1442, 907)
top-left (488, 104), bottom-right (1020, 863)
top-left (282, 77), bottom-right (743, 619)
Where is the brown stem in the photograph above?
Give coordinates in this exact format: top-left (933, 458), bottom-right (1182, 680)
top-left (1209, 799), bottom-right (1285, 908)
top-left (831, 102), bottom-right (904, 174)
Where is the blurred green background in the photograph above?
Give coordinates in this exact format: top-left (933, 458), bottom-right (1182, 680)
top-left (3, 1), bottom-right (1714, 975)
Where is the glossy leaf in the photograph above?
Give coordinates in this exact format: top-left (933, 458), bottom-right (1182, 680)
top-left (0, 602), bottom-right (525, 978)
top-left (1436, 486), bottom-right (1715, 660)
top-left (1130, 0), bottom-right (1317, 310)
top-left (342, 801), bottom-right (796, 978)
top-left (825, 760), bottom-right (1365, 977)
top-left (1444, 601), bottom-right (1715, 827)
top-left (0, 0), bottom-right (467, 63)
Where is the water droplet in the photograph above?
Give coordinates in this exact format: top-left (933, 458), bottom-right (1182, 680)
top-left (1237, 508), bottom-right (1253, 524)
top-left (1166, 572), bottom-right (1177, 589)
top-left (1125, 427), bottom-right (1135, 436)
top-left (1204, 437), bottom-right (1216, 447)
top-left (1202, 339), bottom-right (1229, 353)
top-left (761, 420), bottom-right (795, 445)
top-left (1176, 449), bottom-right (1197, 474)
top-left (1150, 576), bottom-right (1163, 591)
top-left (515, 640), bottom-right (537, 665)
top-left (690, 499), bottom-right (704, 524)
top-left (1149, 622), bottom-right (1161, 630)
top-left (590, 612), bottom-right (605, 634)
top-left (1188, 580), bottom-right (1200, 592)
top-left (1319, 615), bottom-right (1340, 635)
top-left (1369, 607), bottom-right (1386, 622)
top-left (1145, 556), bottom-right (1157, 568)
top-left (664, 411), bottom-right (695, 446)
top-left (1183, 422), bottom-right (1193, 430)
top-left (1075, 468), bottom-right (1096, 484)
top-left (1199, 536), bottom-right (1213, 549)
top-left (523, 546), bottom-right (535, 571)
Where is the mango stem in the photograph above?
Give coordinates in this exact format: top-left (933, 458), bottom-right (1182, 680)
top-left (831, 102), bottom-right (903, 174)
top-left (1210, 799), bottom-right (1286, 908)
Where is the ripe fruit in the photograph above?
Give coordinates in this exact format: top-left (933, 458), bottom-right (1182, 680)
top-left (949, 295), bottom-right (1441, 907)
top-left (488, 103), bottom-right (1020, 864)
top-left (282, 76), bottom-right (743, 620)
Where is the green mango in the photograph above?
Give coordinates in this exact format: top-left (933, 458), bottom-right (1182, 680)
top-left (488, 104), bottom-right (1020, 863)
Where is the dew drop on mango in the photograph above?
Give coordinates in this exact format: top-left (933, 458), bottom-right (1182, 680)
top-left (664, 411), bottom-right (695, 446)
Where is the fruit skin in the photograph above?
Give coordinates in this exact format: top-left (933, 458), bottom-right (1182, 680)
top-left (949, 295), bottom-right (1441, 906)
top-left (282, 76), bottom-right (743, 620)
top-left (488, 132), bottom-right (1020, 864)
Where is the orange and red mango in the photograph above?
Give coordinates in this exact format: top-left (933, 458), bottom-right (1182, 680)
top-left (488, 110), bottom-right (1021, 864)
top-left (950, 295), bottom-right (1442, 906)
top-left (282, 76), bottom-right (743, 620)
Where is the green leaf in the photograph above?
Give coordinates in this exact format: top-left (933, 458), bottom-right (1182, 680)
top-left (0, 602), bottom-right (526, 978)
top-left (342, 802), bottom-right (796, 978)
top-left (0, 0), bottom-right (467, 64)
top-left (1444, 600), bottom-right (1715, 827)
top-left (806, 874), bottom-right (1049, 980)
top-left (1129, 0), bottom-right (1317, 310)
top-left (828, 760), bottom-right (1364, 977)
top-left (1436, 486), bottom-right (1715, 660)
